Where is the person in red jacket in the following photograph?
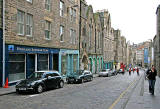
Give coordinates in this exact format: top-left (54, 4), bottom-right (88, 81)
top-left (133, 68), bottom-right (135, 73)
top-left (136, 68), bottom-right (139, 75)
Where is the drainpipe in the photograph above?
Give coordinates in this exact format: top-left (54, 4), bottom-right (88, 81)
top-left (2, 0), bottom-right (5, 87)
top-left (79, 0), bottom-right (81, 69)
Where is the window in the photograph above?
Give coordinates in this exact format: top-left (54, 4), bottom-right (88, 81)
top-left (70, 8), bottom-right (76, 22)
top-left (8, 54), bottom-right (25, 82)
top-left (70, 8), bottom-right (73, 21)
top-left (45, 20), bottom-right (51, 39)
top-left (70, 29), bottom-right (76, 44)
top-left (38, 54), bottom-right (49, 71)
top-left (17, 10), bottom-right (25, 35)
top-left (98, 32), bottom-right (101, 48)
top-left (45, 0), bottom-right (51, 11)
top-left (89, 25), bottom-right (92, 47)
top-left (60, 25), bottom-right (64, 42)
top-left (26, 0), bottom-right (32, 3)
top-left (60, 1), bottom-right (64, 16)
top-left (26, 14), bottom-right (33, 36)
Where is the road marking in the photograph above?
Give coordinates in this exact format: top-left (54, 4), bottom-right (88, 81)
top-left (24, 94), bottom-right (39, 99)
top-left (108, 78), bottom-right (138, 109)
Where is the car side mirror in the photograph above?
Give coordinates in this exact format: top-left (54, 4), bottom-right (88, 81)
top-left (47, 76), bottom-right (52, 79)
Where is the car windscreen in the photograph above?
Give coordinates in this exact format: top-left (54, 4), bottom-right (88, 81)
top-left (76, 70), bottom-right (83, 75)
top-left (29, 72), bottom-right (44, 79)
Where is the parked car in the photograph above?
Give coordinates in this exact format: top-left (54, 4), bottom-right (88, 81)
top-left (110, 69), bottom-right (118, 75)
top-left (98, 69), bottom-right (111, 77)
top-left (118, 69), bottom-right (124, 74)
top-left (15, 71), bottom-right (64, 94)
top-left (66, 70), bottom-right (93, 84)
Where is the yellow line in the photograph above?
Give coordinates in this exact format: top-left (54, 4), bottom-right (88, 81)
top-left (108, 79), bottom-right (137, 109)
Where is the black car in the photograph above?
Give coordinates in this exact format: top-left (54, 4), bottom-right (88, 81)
top-left (66, 70), bottom-right (93, 83)
top-left (15, 71), bottom-right (64, 93)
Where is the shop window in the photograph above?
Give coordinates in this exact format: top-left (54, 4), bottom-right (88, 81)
top-left (38, 54), bottom-right (48, 71)
top-left (73, 55), bottom-right (78, 73)
top-left (61, 54), bottom-right (67, 75)
top-left (8, 54), bottom-right (25, 82)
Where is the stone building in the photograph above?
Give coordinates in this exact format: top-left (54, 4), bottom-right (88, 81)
top-left (0, 0), bottom-right (3, 86)
top-left (154, 5), bottom-right (160, 76)
top-left (121, 36), bottom-right (127, 65)
top-left (1, 0), bottom-right (80, 86)
top-left (99, 10), bottom-right (115, 70)
top-left (79, 1), bottom-right (103, 73)
top-left (114, 29), bottom-right (123, 69)
top-left (94, 12), bottom-right (103, 72)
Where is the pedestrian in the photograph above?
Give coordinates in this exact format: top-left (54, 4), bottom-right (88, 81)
top-left (129, 68), bottom-right (131, 75)
top-left (136, 67), bottom-right (139, 76)
top-left (133, 68), bottom-right (135, 73)
top-left (146, 65), bottom-right (157, 95)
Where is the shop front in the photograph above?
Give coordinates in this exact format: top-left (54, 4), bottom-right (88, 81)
top-left (88, 56), bottom-right (103, 74)
top-left (59, 49), bottom-right (79, 77)
top-left (4, 45), bottom-right (59, 85)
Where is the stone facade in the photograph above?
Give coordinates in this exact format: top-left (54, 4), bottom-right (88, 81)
top-left (1, 0), bottom-right (81, 86)
top-left (99, 10), bottom-right (115, 69)
top-left (154, 5), bottom-right (160, 76)
top-left (79, 1), bottom-right (103, 73)
top-left (0, 0), bottom-right (3, 86)
top-left (5, 0), bottom-right (79, 49)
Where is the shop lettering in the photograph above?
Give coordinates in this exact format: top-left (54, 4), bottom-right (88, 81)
top-left (16, 47), bottom-right (48, 52)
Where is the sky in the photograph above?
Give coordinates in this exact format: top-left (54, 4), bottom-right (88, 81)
top-left (86, 0), bottom-right (160, 44)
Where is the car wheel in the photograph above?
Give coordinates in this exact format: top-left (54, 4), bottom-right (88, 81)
top-left (37, 84), bottom-right (43, 93)
top-left (16, 89), bottom-right (21, 94)
top-left (59, 81), bottom-right (64, 88)
top-left (81, 78), bottom-right (84, 83)
top-left (90, 77), bottom-right (93, 81)
top-left (67, 80), bottom-right (71, 84)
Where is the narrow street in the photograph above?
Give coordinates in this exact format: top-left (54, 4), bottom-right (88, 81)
top-left (0, 70), bottom-right (144, 109)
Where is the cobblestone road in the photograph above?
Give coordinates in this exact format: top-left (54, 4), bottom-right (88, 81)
top-left (0, 71), bottom-right (143, 109)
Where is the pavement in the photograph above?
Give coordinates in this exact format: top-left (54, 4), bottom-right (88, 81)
top-left (124, 73), bottom-right (160, 109)
top-left (0, 73), bottom-right (99, 96)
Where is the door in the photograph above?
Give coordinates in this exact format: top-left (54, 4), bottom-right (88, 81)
top-left (53, 54), bottom-right (59, 71)
top-left (69, 55), bottom-right (73, 74)
top-left (27, 54), bottom-right (35, 78)
top-left (44, 73), bottom-right (56, 88)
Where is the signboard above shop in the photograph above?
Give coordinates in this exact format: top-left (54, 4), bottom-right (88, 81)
top-left (8, 45), bottom-right (59, 54)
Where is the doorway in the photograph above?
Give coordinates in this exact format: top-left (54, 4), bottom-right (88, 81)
top-left (53, 54), bottom-right (59, 71)
top-left (27, 54), bottom-right (35, 78)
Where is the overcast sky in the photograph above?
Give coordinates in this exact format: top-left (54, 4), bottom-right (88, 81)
top-left (86, 0), bottom-right (159, 44)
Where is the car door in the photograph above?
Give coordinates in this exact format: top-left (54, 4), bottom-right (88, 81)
top-left (44, 73), bottom-right (53, 89)
top-left (52, 73), bottom-right (61, 87)
top-left (84, 72), bottom-right (89, 81)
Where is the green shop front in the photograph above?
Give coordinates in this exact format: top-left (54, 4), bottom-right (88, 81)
top-left (104, 61), bottom-right (114, 70)
top-left (88, 56), bottom-right (103, 74)
top-left (59, 49), bottom-right (79, 76)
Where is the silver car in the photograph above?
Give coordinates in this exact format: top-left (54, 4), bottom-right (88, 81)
top-left (98, 69), bottom-right (111, 77)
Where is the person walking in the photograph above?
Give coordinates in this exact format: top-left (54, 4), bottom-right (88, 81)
top-left (133, 68), bottom-right (135, 73)
top-left (136, 67), bottom-right (139, 76)
top-left (129, 68), bottom-right (131, 75)
top-left (146, 65), bottom-right (157, 95)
